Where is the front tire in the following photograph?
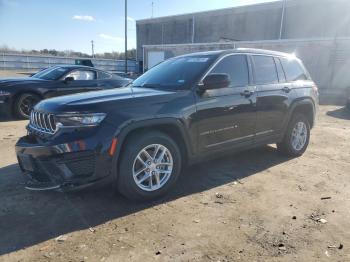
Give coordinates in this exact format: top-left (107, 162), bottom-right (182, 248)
top-left (117, 131), bottom-right (182, 201)
top-left (277, 114), bottom-right (310, 157)
top-left (14, 93), bottom-right (41, 119)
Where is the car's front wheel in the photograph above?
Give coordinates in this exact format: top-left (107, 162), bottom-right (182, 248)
top-left (277, 113), bottom-right (310, 157)
top-left (117, 131), bottom-right (182, 201)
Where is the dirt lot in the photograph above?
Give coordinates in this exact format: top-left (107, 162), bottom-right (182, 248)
top-left (0, 70), bottom-right (28, 78)
top-left (0, 105), bottom-right (349, 262)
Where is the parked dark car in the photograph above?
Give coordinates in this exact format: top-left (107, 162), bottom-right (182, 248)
top-left (0, 65), bottom-right (131, 119)
top-left (15, 48), bottom-right (318, 201)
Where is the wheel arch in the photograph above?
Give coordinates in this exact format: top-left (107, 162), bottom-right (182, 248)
top-left (111, 118), bottom-right (194, 180)
top-left (11, 90), bottom-right (43, 115)
top-left (285, 98), bottom-right (316, 131)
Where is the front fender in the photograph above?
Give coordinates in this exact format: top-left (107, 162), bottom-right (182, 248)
top-left (110, 117), bottom-right (194, 179)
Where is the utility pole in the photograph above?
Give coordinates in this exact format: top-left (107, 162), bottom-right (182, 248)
top-left (91, 40), bottom-right (95, 58)
top-left (124, 0), bottom-right (128, 73)
top-left (279, 0), bottom-right (286, 40)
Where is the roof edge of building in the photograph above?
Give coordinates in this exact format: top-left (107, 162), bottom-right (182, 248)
top-left (136, 0), bottom-right (285, 24)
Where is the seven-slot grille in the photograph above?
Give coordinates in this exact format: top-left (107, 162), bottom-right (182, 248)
top-left (30, 110), bottom-right (56, 134)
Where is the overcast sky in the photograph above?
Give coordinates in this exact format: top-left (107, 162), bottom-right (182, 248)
top-left (0, 0), bottom-right (279, 54)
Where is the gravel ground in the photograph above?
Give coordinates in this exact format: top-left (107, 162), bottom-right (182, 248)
top-left (0, 105), bottom-right (349, 262)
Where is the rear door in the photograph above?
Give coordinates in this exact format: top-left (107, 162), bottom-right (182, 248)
top-left (252, 55), bottom-right (294, 143)
top-left (194, 54), bottom-right (257, 153)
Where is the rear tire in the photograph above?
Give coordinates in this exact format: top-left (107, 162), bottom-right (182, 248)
top-left (117, 131), bottom-right (182, 201)
top-left (14, 93), bottom-right (41, 119)
top-left (277, 114), bottom-right (310, 157)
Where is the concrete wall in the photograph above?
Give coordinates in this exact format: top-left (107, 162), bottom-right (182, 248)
top-left (143, 38), bottom-right (350, 104)
top-left (136, 0), bottom-right (350, 61)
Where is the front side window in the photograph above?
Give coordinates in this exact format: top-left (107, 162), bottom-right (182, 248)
top-left (66, 70), bottom-right (96, 80)
top-left (252, 55), bottom-right (279, 85)
top-left (280, 57), bottom-right (309, 81)
top-left (210, 55), bottom-right (249, 87)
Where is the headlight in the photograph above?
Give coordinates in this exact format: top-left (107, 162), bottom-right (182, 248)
top-left (55, 113), bottom-right (106, 127)
top-left (0, 90), bottom-right (11, 96)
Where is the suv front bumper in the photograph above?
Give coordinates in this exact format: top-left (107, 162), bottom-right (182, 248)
top-left (15, 134), bottom-right (114, 191)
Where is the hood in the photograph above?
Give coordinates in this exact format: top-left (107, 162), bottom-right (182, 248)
top-left (0, 77), bottom-right (47, 87)
top-left (35, 86), bottom-right (175, 113)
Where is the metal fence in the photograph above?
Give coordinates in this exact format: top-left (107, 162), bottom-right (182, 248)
top-left (0, 53), bottom-right (139, 73)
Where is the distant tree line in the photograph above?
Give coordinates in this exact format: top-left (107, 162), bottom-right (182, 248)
top-left (0, 45), bottom-right (136, 60)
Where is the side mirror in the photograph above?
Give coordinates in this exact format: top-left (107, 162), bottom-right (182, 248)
top-left (200, 73), bottom-right (230, 90)
top-left (64, 76), bottom-right (74, 83)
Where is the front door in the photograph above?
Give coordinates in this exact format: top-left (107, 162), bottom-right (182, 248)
top-left (57, 69), bottom-right (100, 96)
top-left (193, 54), bottom-right (257, 154)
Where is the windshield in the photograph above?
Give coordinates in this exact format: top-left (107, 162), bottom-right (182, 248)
top-left (32, 66), bottom-right (71, 80)
top-left (132, 55), bottom-right (216, 90)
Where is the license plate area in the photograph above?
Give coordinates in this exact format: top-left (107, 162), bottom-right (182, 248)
top-left (18, 154), bottom-right (34, 172)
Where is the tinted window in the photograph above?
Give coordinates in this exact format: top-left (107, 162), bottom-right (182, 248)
top-left (252, 56), bottom-right (279, 85)
top-left (280, 58), bottom-right (308, 81)
top-left (275, 57), bottom-right (286, 83)
top-left (98, 71), bottom-right (112, 79)
top-left (132, 55), bottom-right (216, 90)
top-left (66, 70), bottom-right (96, 80)
top-left (211, 55), bottom-right (249, 87)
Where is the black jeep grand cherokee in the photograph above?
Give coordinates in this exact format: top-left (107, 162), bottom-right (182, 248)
top-left (16, 48), bottom-right (318, 200)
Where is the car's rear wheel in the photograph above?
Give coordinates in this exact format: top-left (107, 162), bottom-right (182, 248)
top-left (118, 131), bottom-right (182, 201)
top-left (277, 113), bottom-right (310, 157)
top-left (14, 93), bottom-right (41, 119)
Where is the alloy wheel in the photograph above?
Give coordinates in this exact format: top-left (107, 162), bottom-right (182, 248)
top-left (132, 144), bottom-right (173, 192)
top-left (291, 121), bottom-right (308, 151)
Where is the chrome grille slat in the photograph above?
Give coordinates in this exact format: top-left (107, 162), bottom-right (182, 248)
top-left (31, 111), bottom-right (35, 126)
top-left (29, 110), bottom-right (56, 135)
top-left (39, 112), bottom-right (44, 130)
top-left (41, 113), bottom-right (48, 131)
top-left (37, 112), bottom-right (41, 129)
top-left (35, 112), bottom-right (39, 128)
top-left (43, 114), bottom-right (49, 131)
top-left (48, 114), bottom-right (55, 131)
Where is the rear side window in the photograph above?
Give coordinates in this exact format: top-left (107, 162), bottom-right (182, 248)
top-left (98, 71), bottom-right (112, 79)
top-left (280, 58), bottom-right (309, 81)
top-left (252, 56), bottom-right (279, 85)
top-left (274, 57), bottom-right (286, 83)
top-left (211, 55), bottom-right (249, 87)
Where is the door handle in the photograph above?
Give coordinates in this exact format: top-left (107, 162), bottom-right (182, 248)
top-left (282, 86), bottom-right (291, 93)
top-left (240, 90), bottom-right (254, 97)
